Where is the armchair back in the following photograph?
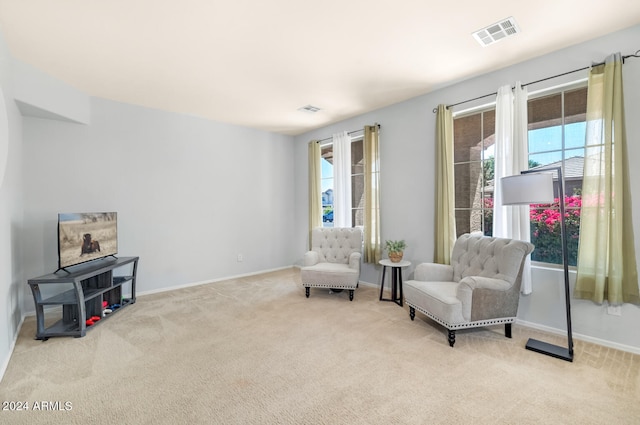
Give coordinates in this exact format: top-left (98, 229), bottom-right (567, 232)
top-left (311, 227), bottom-right (363, 264)
top-left (451, 233), bottom-right (534, 287)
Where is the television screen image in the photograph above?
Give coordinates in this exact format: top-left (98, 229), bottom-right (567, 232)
top-left (58, 212), bottom-right (118, 269)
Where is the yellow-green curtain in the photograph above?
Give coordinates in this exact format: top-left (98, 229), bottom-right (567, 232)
top-left (363, 125), bottom-right (381, 263)
top-left (435, 105), bottom-right (456, 264)
top-left (308, 140), bottom-right (322, 250)
top-left (574, 53), bottom-right (640, 305)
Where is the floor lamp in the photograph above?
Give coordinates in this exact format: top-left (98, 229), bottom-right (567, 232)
top-left (500, 166), bottom-right (574, 362)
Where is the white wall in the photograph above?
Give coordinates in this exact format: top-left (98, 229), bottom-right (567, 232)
top-left (21, 97), bottom-right (297, 308)
top-left (12, 59), bottom-right (91, 124)
top-left (0, 30), bottom-right (25, 379)
top-left (2, 33), bottom-right (298, 380)
top-left (294, 24), bottom-right (640, 352)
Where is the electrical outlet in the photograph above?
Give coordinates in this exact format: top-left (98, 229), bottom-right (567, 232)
top-left (607, 305), bottom-right (622, 316)
top-left (237, 254), bottom-right (244, 262)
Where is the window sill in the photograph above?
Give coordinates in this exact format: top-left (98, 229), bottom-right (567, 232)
top-left (531, 261), bottom-right (577, 273)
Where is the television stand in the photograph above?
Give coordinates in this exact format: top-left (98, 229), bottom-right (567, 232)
top-left (28, 256), bottom-right (139, 340)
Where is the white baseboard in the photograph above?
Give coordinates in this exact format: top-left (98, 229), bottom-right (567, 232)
top-left (0, 314), bottom-right (25, 384)
top-left (516, 319), bottom-right (640, 355)
top-left (137, 266), bottom-right (294, 297)
top-left (21, 266), bottom-right (297, 316)
top-left (358, 280), bottom-right (378, 288)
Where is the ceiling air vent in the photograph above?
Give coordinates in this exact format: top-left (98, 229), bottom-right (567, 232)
top-left (298, 105), bottom-right (321, 113)
top-left (472, 17), bottom-right (521, 47)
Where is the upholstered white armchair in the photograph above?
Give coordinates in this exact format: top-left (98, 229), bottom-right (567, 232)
top-left (404, 233), bottom-right (534, 347)
top-left (301, 227), bottom-right (363, 301)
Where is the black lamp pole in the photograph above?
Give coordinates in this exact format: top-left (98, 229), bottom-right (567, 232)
top-left (522, 166), bottom-right (574, 362)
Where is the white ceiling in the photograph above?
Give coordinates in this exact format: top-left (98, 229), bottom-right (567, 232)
top-left (0, 1), bottom-right (639, 135)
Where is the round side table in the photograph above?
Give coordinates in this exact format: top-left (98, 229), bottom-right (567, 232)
top-left (379, 259), bottom-right (411, 306)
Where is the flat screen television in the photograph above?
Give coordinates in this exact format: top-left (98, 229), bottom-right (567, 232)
top-left (57, 212), bottom-right (118, 269)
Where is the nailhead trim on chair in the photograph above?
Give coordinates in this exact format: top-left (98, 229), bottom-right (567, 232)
top-left (302, 283), bottom-right (358, 289)
top-left (406, 301), bottom-right (515, 330)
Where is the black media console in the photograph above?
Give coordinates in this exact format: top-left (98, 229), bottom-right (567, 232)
top-left (27, 256), bottom-right (139, 340)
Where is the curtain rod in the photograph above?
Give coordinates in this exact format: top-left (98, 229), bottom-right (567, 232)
top-left (315, 123), bottom-right (381, 144)
top-left (432, 49), bottom-right (640, 113)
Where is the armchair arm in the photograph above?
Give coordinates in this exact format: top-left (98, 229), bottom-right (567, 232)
top-left (349, 252), bottom-right (362, 270)
top-left (304, 251), bottom-right (320, 267)
top-left (456, 276), bottom-right (513, 322)
top-left (414, 263), bottom-right (454, 282)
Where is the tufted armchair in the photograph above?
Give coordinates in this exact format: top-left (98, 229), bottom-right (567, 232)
top-left (404, 233), bottom-right (534, 347)
top-left (301, 227), bottom-right (363, 301)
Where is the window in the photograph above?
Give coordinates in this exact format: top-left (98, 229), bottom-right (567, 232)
top-left (527, 86), bottom-right (587, 265)
top-left (320, 136), bottom-right (364, 228)
top-left (453, 109), bottom-right (495, 237)
top-left (320, 145), bottom-right (334, 225)
top-left (453, 84), bottom-right (588, 266)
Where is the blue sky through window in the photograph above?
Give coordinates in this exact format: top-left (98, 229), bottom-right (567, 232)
top-left (321, 158), bottom-right (333, 192)
top-left (484, 122), bottom-right (586, 166)
top-left (528, 122), bottom-right (586, 165)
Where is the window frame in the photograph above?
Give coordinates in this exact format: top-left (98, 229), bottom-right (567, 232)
top-left (451, 80), bottom-right (589, 268)
top-left (319, 133), bottom-right (365, 228)
top-left (451, 106), bottom-right (496, 239)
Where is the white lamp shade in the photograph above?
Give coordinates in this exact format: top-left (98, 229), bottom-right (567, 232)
top-left (500, 172), bottom-right (555, 205)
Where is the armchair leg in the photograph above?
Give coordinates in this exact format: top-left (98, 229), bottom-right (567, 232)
top-left (409, 307), bottom-right (415, 321)
top-left (305, 287), bottom-right (310, 298)
top-left (349, 290), bottom-right (354, 301)
top-left (448, 330), bottom-right (456, 347)
top-left (505, 323), bottom-right (512, 338)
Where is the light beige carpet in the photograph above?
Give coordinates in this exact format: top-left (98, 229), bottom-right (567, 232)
top-left (1, 268), bottom-right (639, 424)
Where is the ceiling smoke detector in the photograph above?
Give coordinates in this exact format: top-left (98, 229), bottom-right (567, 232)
top-left (298, 105), bottom-right (322, 113)
top-left (472, 17), bottom-right (521, 47)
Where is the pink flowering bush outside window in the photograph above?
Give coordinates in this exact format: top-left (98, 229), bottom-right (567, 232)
top-left (530, 195), bottom-right (581, 266)
top-left (483, 195), bottom-right (581, 266)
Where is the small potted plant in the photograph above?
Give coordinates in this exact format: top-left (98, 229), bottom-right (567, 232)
top-left (385, 240), bottom-right (406, 263)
